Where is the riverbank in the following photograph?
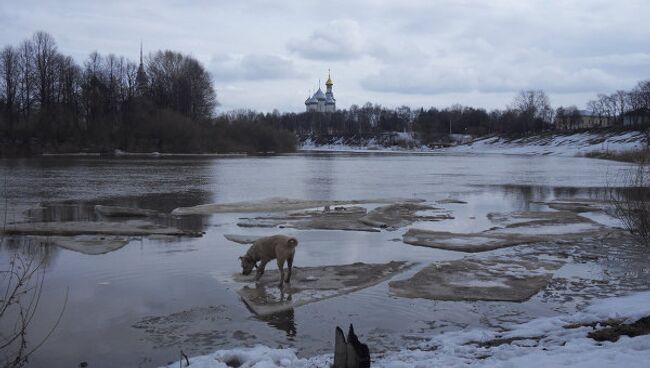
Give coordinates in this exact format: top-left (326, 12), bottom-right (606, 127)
top-left (162, 291), bottom-right (650, 367)
top-left (300, 130), bottom-right (648, 158)
top-left (445, 130), bottom-right (647, 157)
top-left (584, 149), bottom-right (649, 163)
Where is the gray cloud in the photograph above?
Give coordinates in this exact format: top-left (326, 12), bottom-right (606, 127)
top-left (287, 19), bottom-right (364, 60)
top-left (210, 54), bottom-right (303, 82)
top-left (362, 64), bottom-right (625, 95)
top-left (361, 67), bottom-right (478, 95)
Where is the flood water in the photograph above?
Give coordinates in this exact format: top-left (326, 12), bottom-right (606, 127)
top-left (0, 153), bottom-right (636, 367)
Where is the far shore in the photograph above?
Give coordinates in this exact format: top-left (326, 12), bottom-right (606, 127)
top-left (38, 151), bottom-right (250, 158)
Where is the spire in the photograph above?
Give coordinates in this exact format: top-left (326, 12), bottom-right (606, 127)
top-left (136, 40), bottom-right (148, 96)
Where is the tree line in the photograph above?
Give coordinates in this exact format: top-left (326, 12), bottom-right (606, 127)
top-left (556, 80), bottom-right (650, 127)
top-left (0, 32), bottom-right (297, 155)
top-left (586, 81), bottom-right (650, 120)
top-left (258, 81), bottom-right (648, 146)
top-left (227, 89), bottom-right (557, 146)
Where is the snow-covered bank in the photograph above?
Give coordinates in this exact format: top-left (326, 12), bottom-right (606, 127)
top-left (446, 131), bottom-right (647, 156)
top-left (162, 291), bottom-right (650, 368)
top-left (300, 130), bottom-right (648, 157)
top-left (300, 133), bottom-right (431, 153)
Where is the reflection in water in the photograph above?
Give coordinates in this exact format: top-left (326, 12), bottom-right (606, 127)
top-left (240, 284), bottom-right (298, 338)
top-left (305, 154), bottom-right (335, 199)
top-left (256, 308), bottom-right (297, 339)
top-left (23, 190), bottom-right (213, 234)
top-left (477, 184), bottom-right (612, 211)
top-left (0, 239), bottom-right (61, 367)
top-left (0, 157), bottom-right (218, 223)
top-left (1, 236), bottom-right (60, 268)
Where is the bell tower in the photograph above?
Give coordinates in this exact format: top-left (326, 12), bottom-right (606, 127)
top-left (325, 69), bottom-right (333, 94)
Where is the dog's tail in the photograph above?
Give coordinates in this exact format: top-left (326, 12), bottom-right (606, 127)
top-left (287, 237), bottom-right (298, 247)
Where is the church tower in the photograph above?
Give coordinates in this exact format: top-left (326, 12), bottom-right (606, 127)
top-left (135, 41), bottom-right (148, 96)
top-left (324, 69), bottom-right (336, 112)
top-left (305, 70), bottom-right (336, 113)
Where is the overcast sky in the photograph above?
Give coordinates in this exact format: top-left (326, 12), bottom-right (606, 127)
top-left (1, 0), bottom-right (649, 112)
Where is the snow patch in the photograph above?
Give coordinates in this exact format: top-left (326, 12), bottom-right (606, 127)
top-left (447, 131), bottom-right (647, 157)
top-left (162, 292), bottom-right (650, 368)
top-left (300, 131), bottom-right (647, 157)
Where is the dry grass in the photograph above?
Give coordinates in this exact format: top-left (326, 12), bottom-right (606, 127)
top-left (586, 149), bottom-right (650, 163)
top-left (610, 157), bottom-right (650, 246)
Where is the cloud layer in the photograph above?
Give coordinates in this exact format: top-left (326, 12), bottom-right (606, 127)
top-left (1, 0), bottom-right (649, 112)
top-left (210, 54), bottom-right (303, 81)
top-left (287, 19), bottom-right (364, 60)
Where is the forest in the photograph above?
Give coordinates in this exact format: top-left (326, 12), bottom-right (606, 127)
top-left (0, 32), bottom-right (297, 155)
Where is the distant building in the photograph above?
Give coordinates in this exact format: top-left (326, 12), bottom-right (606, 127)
top-left (135, 42), bottom-right (148, 96)
top-left (622, 108), bottom-right (650, 128)
top-left (305, 71), bottom-right (336, 113)
top-left (556, 109), bottom-right (611, 130)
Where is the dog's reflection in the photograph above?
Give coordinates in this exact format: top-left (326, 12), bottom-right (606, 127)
top-left (240, 283), bottom-right (297, 338)
top-left (257, 308), bottom-right (297, 338)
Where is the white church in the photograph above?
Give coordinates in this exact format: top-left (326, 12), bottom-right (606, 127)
top-left (305, 71), bottom-right (336, 113)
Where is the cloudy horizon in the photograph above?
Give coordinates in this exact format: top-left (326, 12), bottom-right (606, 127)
top-left (2, 0), bottom-right (649, 113)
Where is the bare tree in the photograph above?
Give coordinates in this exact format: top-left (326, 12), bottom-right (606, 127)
top-left (629, 80), bottom-right (650, 110)
top-left (16, 40), bottom-right (34, 122)
top-left (0, 241), bottom-right (67, 368)
top-left (147, 50), bottom-right (217, 120)
top-left (1, 47), bottom-right (20, 131)
top-left (512, 90), bottom-right (553, 133)
top-left (609, 134), bottom-right (650, 246)
top-left (612, 90), bottom-right (630, 118)
top-left (31, 32), bottom-right (58, 109)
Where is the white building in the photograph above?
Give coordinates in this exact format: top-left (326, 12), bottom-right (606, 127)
top-left (305, 72), bottom-right (336, 113)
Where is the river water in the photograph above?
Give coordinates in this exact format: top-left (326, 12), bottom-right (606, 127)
top-left (0, 153), bottom-right (636, 367)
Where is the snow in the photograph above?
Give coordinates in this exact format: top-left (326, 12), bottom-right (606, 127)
top-left (300, 136), bottom-right (432, 153)
top-left (438, 236), bottom-right (498, 246)
top-left (161, 345), bottom-right (309, 368)
top-left (490, 222), bottom-right (600, 235)
top-left (448, 278), bottom-right (510, 288)
top-left (446, 131), bottom-right (647, 157)
top-left (300, 131), bottom-right (647, 157)
top-left (161, 292), bottom-right (650, 368)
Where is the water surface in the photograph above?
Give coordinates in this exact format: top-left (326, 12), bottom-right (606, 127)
top-left (0, 153), bottom-right (636, 367)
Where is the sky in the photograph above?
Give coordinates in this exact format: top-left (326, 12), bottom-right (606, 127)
top-left (1, 0), bottom-right (649, 113)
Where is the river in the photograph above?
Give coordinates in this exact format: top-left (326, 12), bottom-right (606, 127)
top-left (0, 153), bottom-right (636, 367)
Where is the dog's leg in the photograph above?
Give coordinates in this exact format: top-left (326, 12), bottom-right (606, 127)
top-left (255, 259), bottom-right (269, 281)
top-left (286, 253), bottom-right (294, 283)
top-left (277, 257), bottom-right (285, 288)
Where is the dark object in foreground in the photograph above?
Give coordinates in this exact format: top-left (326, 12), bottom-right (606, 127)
top-left (334, 324), bottom-right (371, 368)
top-left (588, 316), bottom-right (650, 342)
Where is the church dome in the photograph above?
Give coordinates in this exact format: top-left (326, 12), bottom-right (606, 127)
top-left (305, 95), bottom-right (317, 105)
top-left (313, 88), bottom-right (326, 100)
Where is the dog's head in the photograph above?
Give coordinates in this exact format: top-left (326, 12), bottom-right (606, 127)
top-left (239, 255), bottom-right (256, 275)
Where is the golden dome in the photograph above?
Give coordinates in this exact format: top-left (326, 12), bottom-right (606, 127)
top-left (325, 69), bottom-right (333, 86)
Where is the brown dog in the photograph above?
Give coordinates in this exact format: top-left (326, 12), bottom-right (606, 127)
top-left (239, 235), bottom-right (298, 288)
